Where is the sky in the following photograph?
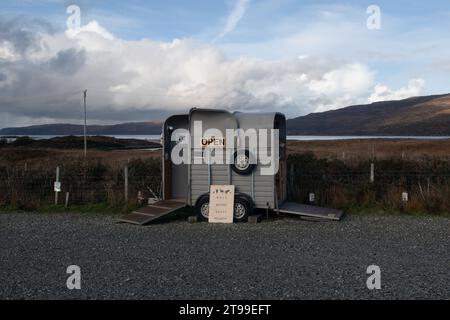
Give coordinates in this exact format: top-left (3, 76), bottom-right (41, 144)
top-left (0, 0), bottom-right (450, 128)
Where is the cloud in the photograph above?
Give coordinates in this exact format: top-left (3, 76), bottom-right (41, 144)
top-left (214, 0), bottom-right (251, 42)
top-left (0, 18), bottom-right (41, 58)
top-left (309, 64), bottom-right (374, 95)
top-left (48, 48), bottom-right (86, 74)
top-left (66, 20), bottom-right (114, 40)
top-left (0, 17), bottom-right (424, 128)
top-left (0, 40), bottom-right (18, 61)
top-left (369, 79), bottom-right (425, 103)
top-left (306, 63), bottom-right (375, 112)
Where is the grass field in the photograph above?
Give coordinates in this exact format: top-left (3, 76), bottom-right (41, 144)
top-left (287, 139), bottom-right (450, 160)
top-left (1, 138), bottom-right (450, 215)
top-left (2, 138), bottom-right (450, 167)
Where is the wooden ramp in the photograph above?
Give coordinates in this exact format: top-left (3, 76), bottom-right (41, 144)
top-left (278, 202), bottom-right (344, 221)
top-left (118, 200), bottom-right (186, 225)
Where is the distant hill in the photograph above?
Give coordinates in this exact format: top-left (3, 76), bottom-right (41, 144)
top-left (2, 93), bottom-right (450, 136)
top-left (287, 94), bottom-right (450, 136)
top-left (0, 122), bottom-right (162, 136)
top-left (1, 135), bottom-right (160, 150)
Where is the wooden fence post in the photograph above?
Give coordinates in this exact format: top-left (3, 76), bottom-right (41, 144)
top-left (124, 166), bottom-right (129, 202)
top-left (289, 165), bottom-right (294, 188)
top-left (65, 192), bottom-right (70, 208)
top-left (370, 163), bottom-right (375, 183)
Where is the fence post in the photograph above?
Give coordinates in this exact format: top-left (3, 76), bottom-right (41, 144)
top-left (289, 165), bottom-right (294, 189)
top-left (65, 192), bottom-right (70, 208)
top-left (124, 166), bottom-right (128, 202)
top-left (370, 163), bottom-right (375, 183)
top-left (54, 166), bottom-right (60, 205)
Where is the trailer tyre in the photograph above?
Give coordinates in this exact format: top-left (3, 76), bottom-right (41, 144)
top-left (231, 150), bottom-right (256, 176)
top-left (195, 195), bottom-right (251, 223)
top-left (233, 197), bottom-right (251, 223)
top-left (195, 195), bottom-right (210, 221)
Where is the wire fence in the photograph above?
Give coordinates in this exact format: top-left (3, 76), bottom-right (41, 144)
top-left (0, 158), bottom-right (161, 209)
top-left (1, 154), bottom-right (450, 214)
top-left (287, 154), bottom-right (450, 213)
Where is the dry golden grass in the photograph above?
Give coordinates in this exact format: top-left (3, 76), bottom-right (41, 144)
top-left (0, 148), bottom-right (162, 210)
top-left (287, 139), bottom-right (450, 160)
top-left (0, 148), bottom-right (161, 169)
top-left (3, 139), bottom-right (450, 167)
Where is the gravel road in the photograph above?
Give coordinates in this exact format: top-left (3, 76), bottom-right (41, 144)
top-left (0, 213), bottom-right (449, 300)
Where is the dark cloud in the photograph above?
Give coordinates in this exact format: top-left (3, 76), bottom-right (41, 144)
top-left (0, 17), bottom-right (43, 55)
top-left (48, 48), bottom-right (86, 74)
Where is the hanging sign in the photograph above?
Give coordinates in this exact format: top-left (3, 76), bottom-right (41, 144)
top-left (54, 181), bottom-right (61, 193)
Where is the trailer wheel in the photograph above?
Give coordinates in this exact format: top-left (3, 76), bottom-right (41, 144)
top-left (231, 150), bottom-right (256, 176)
top-left (195, 195), bottom-right (210, 221)
top-left (233, 197), bottom-right (250, 223)
top-left (195, 196), bottom-right (251, 223)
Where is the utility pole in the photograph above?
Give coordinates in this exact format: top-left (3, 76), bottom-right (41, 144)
top-left (83, 90), bottom-right (87, 157)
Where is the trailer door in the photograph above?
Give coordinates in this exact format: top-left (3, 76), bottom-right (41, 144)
top-left (278, 202), bottom-right (344, 221)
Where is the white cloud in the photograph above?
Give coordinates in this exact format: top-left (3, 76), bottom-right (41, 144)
top-left (66, 20), bottom-right (114, 40)
top-left (306, 64), bottom-right (375, 112)
top-left (0, 41), bottom-right (18, 61)
top-left (0, 18), bottom-right (390, 127)
top-left (369, 78), bottom-right (425, 103)
top-left (214, 0), bottom-right (251, 42)
top-left (308, 64), bottom-right (374, 96)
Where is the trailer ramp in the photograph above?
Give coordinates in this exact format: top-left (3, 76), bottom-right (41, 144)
top-left (118, 200), bottom-right (186, 225)
top-left (278, 202), bottom-right (344, 221)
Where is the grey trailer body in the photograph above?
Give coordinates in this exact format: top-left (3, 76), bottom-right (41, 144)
top-left (163, 108), bottom-right (287, 211)
top-left (119, 108), bottom-right (343, 225)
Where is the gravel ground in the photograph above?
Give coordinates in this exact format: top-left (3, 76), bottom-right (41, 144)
top-left (0, 213), bottom-right (449, 300)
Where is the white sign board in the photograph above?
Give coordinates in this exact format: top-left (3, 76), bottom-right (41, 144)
top-left (208, 185), bottom-right (235, 224)
top-left (54, 181), bottom-right (61, 193)
top-left (402, 192), bottom-right (409, 202)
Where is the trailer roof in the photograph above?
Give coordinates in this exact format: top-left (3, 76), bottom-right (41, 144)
top-left (163, 108), bottom-right (286, 131)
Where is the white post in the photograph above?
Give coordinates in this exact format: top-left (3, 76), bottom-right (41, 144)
top-left (124, 166), bottom-right (128, 202)
top-left (370, 163), bottom-right (375, 183)
top-left (65, 192), bottom-right (70, 208)
top-left (54, 166), bottom-right (60, 205)
top-left (83, 90), bottom-right (87, 158)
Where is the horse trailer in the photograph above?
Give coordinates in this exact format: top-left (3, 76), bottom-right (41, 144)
top-left (119, 108), bottom-right (344, 225)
